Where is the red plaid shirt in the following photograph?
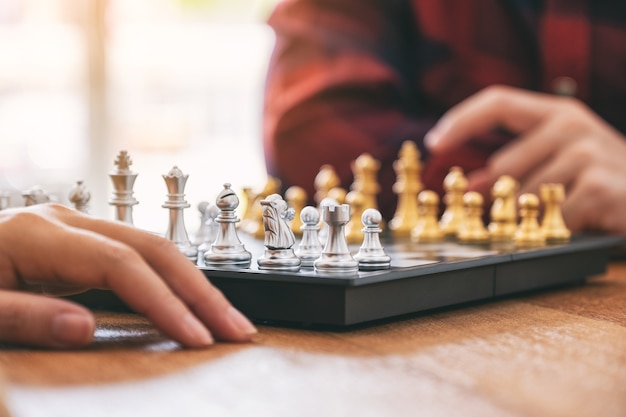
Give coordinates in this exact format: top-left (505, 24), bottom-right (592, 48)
top-left (263, 0), bottom-right (626, 218)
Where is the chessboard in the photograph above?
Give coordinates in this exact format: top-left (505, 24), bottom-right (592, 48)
top-left (6, 147), bottom-right (625, 329)
top-left (198, 234), bottom-right (623, 327)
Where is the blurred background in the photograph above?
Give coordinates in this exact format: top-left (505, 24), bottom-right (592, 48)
top-left (0, 0), bottom-right (278, 233)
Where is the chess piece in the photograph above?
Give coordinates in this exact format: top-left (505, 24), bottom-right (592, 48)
top-left (344, 189), bottom-right (366, 244)
top-left (68, 180), bottom-right (91, 214)
top-left (314, 203), bottom-right (358, 273)
top-left (457, 191), bottom-right (490, 244)
top-left (314, 164), bottom-right (341, 206)
top-left (194, 201), bottom-right (211, 245)
top-left (204, 183), bottom-right (252, 268)
top-left (350, 153), bottom-right (381, 219)
top-left (162, 166), bottom-right (198, 262)
top-left (411, 190), bottom-right (444, 243)
top-left (285, 185), bottom-right (307, 237)
top-left (22, 186), bottom-right (50, 206)
top-left (540, 183), bottom-right (571, 243)
top-left (109, 150), bottom-right (139, 225)
top-left (295, 206), bottom-right (323, 268)
top-left (240, 177), bottom-right (281, 239)
top-left (488, 175), bottom-right (519, 241)
top-left (197, 202), bottom-right (220, 254)
top-left (257, 194), bottom-right (301, 271)
top-left (439, 167), bottom-right (468, 238)
top-left (515, 193), bottom-right (546, 247)
top-left (389, 141), bottom-right (422, 237)
top-left (354, 208), bottom-right (391, 270)
top-left (317, 196), bottom-right (339, 244)
top-left (327, 186), bottom-right (347, 205)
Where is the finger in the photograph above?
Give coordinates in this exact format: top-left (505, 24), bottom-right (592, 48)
top-left (1, 209), bottom-right (216, 347)
top-left (43, 206), bottom-right (257, 343)
top-left (517, 139), bottom-right (600, 195)
top-left (562, 167), bottom-right (626, 234)
top-left (425, 85), bottom-right (561, 152)
top-left (485, 116), bottom-right (573, 182)
top-left (0, 290), bottom-right (94, 348)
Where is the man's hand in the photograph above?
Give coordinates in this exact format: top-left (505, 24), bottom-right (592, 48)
top-left (0, 204), bottom-right (257, 348)
top-left (425, 85), bottom-right (626, 235)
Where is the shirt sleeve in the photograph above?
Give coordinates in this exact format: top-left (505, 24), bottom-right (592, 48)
top-left (263, 0), bottom-right (431, 217)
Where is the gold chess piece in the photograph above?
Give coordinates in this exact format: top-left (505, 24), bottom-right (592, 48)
top-left (488, 175), bottom-right (519, 242)
top-left (345, 189), bottom-right (366, 244)
top-left (350, 153), bottom-right (381, 220)
top-left (240, 176), bottom-right (281, 238)
top-left (439, 166), bottom-right (468, 238)
top-left (540, 183), bottom-right (571, 243)
top-left (514, 193), bottom-right (546, 247)
top-left (389, 141), bottom-right (422, 237)
top-left (327, 186), bottom-right (348, 205)
top-left (314, 165), bottom-right (341, 206)
top-left (457, 191), bottom-right (490, 244)
top-left (411, 190), bottom-right (444, 243)
top-left (285, 185), bottom-right (307, 237)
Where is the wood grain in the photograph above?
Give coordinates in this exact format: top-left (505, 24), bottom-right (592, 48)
top-left (1, 263), bottom-right (625, 417)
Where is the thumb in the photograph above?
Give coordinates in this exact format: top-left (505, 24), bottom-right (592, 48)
top-left (0, 290), bottom-right (95, 348)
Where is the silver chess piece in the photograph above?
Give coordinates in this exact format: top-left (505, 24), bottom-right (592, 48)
top-left (162, 166), bottom-right (198, 262)
top-left (204, 183), bottom-right (252, 269)
top-left (68, 180), bottom-right (91, 214)
top-left (22, 186), bottom-right (50, 206)
top-left (354, 208), bottom-right (391, 270)
top-left (109, 150), bottom-right (138, 225)
top-left (257, 194), bottom-right (301, 271)
top-left (194, 201), bottom-right (211, 246)
top-left (197, 202), bottom-right (220, 254)
top-left (314, 203), bottom-right (358, 273)
top-left (295, 206), bottom-right (323, 268)
top-left (317, 196), bottom-right (339, 244)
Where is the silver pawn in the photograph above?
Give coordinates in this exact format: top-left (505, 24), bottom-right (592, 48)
top-left (204, 183), bottom-right (252, 269)
top-left (314, 203), bottom-right (358, 273)
top-left (194, 201), bottom-right (211, 246)
top-left (109, 150), bottom-right (138, 225)
top-left (197, 203), bottom-right (220, 254)
top-left (257, 194), bottom-right (301, 271)
top-left (354, 208), bottom-right (391, 270)
top-left (68, 180), bottom-right (91, 214)
top-left (162, 166), bottom-right (198, 262)
top-left (295, 206), bottom-right (323, 268)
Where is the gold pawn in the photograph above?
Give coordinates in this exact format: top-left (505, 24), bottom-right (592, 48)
top-left (345, 190), bottom-right (366, 244)
top-left (457, 191), bottom-right (490, 244)
top-left (514, 193), bottom-right (546, 247)
top-left (314, 165), bottom-right (340, 206)
top-left (439, 167), bottom-right (468, 238)
top-left (540, 183), bottom-right (571, 243)
top-left (488, 175), bottom-right (519, 242)
top-left (411, 190), bottom-right (444, 243)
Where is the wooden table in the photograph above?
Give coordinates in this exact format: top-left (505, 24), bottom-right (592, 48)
top-left (1, 262), bottom-right (625, 417)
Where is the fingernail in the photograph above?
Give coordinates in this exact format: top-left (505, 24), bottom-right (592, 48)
top-left (227, 306), bottom-right (257, 337)
top-left (51, 312), bottom-right (95, 347)
top-left (425, 119), bottom-right (450, 149)
top-left (183, 314), bottom-right (214, 346)
top-left (424, 129), bottom-right (440, 149)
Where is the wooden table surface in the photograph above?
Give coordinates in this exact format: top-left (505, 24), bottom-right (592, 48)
top-left (1, 262), bottom-right (625, 417)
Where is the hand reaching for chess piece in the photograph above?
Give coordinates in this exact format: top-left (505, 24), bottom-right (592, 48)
top-left (0, 203), bottom-right (257, 349)
top-left (426, 85), bottom-right (626, 235)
